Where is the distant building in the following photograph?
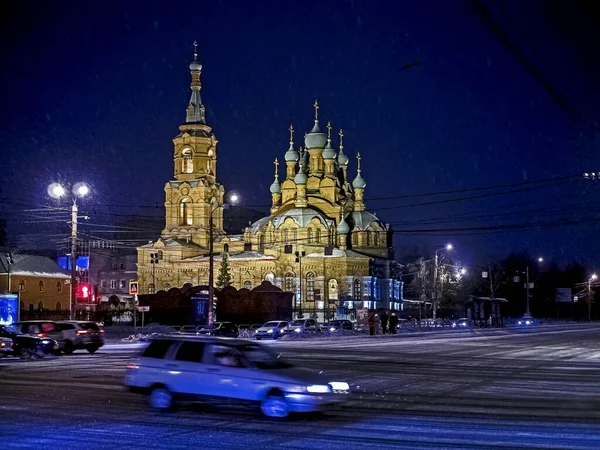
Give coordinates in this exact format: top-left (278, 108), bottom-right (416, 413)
top-left (97, 251), bottom-right (137, 304)
top-left (137, 50), bottom-right (403, 321)
top-left (0, 253), bottom-right (70, 312)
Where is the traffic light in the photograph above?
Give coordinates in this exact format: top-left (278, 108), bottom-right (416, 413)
top-left (79, 284), bottom-right (91, 300)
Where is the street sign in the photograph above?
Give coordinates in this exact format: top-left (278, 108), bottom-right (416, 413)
top-left (138, 306), bottom-right (150, 312)
top-left (129, 281), bottom-right (139, 295)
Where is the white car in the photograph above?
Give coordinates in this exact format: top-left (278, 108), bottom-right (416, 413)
top-left (255, 321), bottom-right (289, 340)
top-left (286, 319), bottom-right (321, 334)
top-left (125, 335), bottom-right (350, 418)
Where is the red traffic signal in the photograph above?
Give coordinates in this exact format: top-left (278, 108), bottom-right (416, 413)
top-left (79, 284), bottom-right (91, 300)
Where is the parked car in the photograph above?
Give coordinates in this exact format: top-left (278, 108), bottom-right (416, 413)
top-left (57, 321), bottom-right (105, 354)
top-left (0, 325), bottom-right (59, 359)
top-left (326, 320), bottom-right (353, 332)
top-left (179, 325), bottom-right (199, 334)
top-left (249, 324), bottom-right (262, 331)
top-left (286, 319), bottom-right (321, 334)
top-left (0, 337), bottom-right (14, 358)
top-left (13, 320), bottom-right (64, 350)
top-left (125, 335), bottom-right (350, 417)
top-left (452, 318), bottom-right (471, 328)
top-left (197, 322), bottom-right (239, 338)
top-left (255, 321), bottom-right (288, 340)
top-left (517, 317), bottom-right (535, 326)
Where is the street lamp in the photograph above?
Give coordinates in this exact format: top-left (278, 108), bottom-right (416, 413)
top-left (588, 274), bottom-right (597, 321)
top-left (432, 243), bottom-right (453, 320)
top-left (208, 193), bottom-right (240, 324)
top-left (295, 250), bottom-right (306, 318)
top-left (48, 181), bottom-right (90, 320)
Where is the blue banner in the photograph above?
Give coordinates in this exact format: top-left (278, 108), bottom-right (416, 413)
top-left (0, 293), bottom-right (19, 326)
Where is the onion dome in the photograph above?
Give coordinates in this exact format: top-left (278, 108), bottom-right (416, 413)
top-left (270, 157), bottom-right (281, 193)
top-left (304, 100), bottom-right (327, 149)
top-left (189, 41), bottom-right (202, 71)
top-left (352, 152), bottom-right (366, 189)
top-left (337, 129), bottom-right (349, 166)
top-left (322, 121), bottom-right (336, 160)
top-left (284, 124), bottom-right (299, 162)
top-left (294, 160), bottom-right (308, 185)
top-left (337, 217), bottom-right (350, 234)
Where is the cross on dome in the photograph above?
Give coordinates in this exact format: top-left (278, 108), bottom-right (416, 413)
top-left (193, 41), bottom-right (198, 60)
top-left (327, 121), bottom-right (332, 139)
top-left (339, 129), bottom-right (344, 148)
top-left (313, 100), bottom-right (319, 122)
top-left (289, 124), bottom-right (294, 144)
top-left (274, 157), bottom-right (279, 177)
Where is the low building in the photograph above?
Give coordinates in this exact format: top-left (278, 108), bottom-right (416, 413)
top-left (0, 254), bottom-right (70, 313)
top-left (97, 251), bottom-right (137, 305)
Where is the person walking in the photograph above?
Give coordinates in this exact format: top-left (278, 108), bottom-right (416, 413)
top-left (389, 312), bottom-right (399, 334)
top-left (380, 310), bottom-right (388, 334)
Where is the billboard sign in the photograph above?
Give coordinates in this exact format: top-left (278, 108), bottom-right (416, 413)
top-left (191, 294), bottom-right (209, 326)
top-left (555, 288), bottom-right (572, 303)
top-left (0, 293), bottom-right (19, 326)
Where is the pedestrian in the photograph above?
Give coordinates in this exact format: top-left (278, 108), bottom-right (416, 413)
top-left (374, 313), bottom-right (381, 335)
top-left (389, 312), bottom-right (399, 334)
top-left (368, 312), bottom-right (375, 336)
top-left (380, 310), bottom-right (388, 334)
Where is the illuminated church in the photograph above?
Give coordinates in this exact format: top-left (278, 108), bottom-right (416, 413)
top-left (137, 48), bottom-right (403, 320)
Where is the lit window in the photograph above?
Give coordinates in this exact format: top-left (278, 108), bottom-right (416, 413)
top-left (307, 228), bottom-right (313, 243)
top-left (353, 278), bottom-right (361, 301)
top-left (328, 279), bottom-right (338, 302)
top-left (110, 279), bottom-right (117, 289)
top-left (306, 272), bottom-right (315, 302)
top-left (182, 148), bottom-right (193, 173)
top-left (148, 283), bottom-right (155, 294)
top-left (284, 273), bottom-right (295, 292)
top-left (180, 197), bottom-right (192, 225)
top-left (315, 228), bottom-right (321, 243)
top-left (119, 280), bottom-right (126, 289)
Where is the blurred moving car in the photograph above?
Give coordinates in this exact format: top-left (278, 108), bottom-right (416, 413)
top-left (57, 321), bottom-right (105, 354)
top-left (517, 317), bottom-right (535, 326)
top-left (451, 318), bottom-right (471, 328)
top-left (13, 320), bottom-right (64, 350)
top-left (255, 321), bottom-right (288, 340)
top-left (125, 335), bottom-right (350, 418)
top-left (326, 320), bottom-right (353, 332)
top-left (197, 322), bottom-right (239, 338)
top-left (286, 319), bottom-right (321, 334)
top-left (0, 337), bottom-right (14, 358)
top-left (0, 325), bottom-right (58, 359)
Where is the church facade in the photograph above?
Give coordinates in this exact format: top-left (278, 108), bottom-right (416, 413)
top-left (137, 49), bottom-right (403, 321)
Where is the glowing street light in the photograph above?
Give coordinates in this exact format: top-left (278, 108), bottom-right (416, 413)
top-left (589, 274), bottom-right (598, 321)
top-left (460, 267), bottom-right (467, 276)
top-left (445, 243), bottom-right (453, 251)
top-left (538, 257), bottom-right (544, 263)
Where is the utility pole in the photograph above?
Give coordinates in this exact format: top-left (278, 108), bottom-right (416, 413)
top-left (208, 209), bottom-right (215, 324)
top-left (433, 252), bottom-right (438, 320)
top-left (70, 201), bottom-right (78, 320)
top-left (150, 253), bottom-right (159, 293)
top-left (5, 252), bottom-right (13, 291)
top-left (525, 266), bottom-right (531, 318)
top-left (295, 250), bottom-right (305, 318)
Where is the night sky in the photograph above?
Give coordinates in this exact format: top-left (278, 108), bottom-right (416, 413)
top-left (1, 0), bottom-right (599, 269)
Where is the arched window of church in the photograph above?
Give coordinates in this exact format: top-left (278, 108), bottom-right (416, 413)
top-left (148, 283), bottom-right (155, 294)
top-left (56, 281), bottom-right (62, 293)
top-left (223, 243), bottom-right (229, 253)
top-left (307, 228), bottom-right (313, 244)
top-left (38, 301), bottom-right (43, 311)
top-left (351, 231), bottom-right (358, 247)
top-left (179, 198), bottom-right (192, 225)
top-left (283, 229), bottom-right (289, 244)
top-left (291, 229), bottom-right (297, 244)
top-left (328, 279), bottom-right (338, 302)
top-left (157, 250), bottom-right (163, 260)
top-left (164, 283), bottom-right (171, 290)
top-left (243, 281), bottom-right (252, 290)
top-left (353, 278), bottom-right (361, 301)
top-left (306, 272), bottom-right (315, 302)
top-left (38, 280), bottom-right (45, 292)
top-left (182, 148), bottom-right (193, 173)
top-left (56, 301), bottom-right (62, 311)
top-left (315, 228), bottom-right (321, 243)
top-left (284, 273), bottom-right (295, 292)
top-left (373, 231), bottom-right (379, 247)
top-left (366, 230), bottom-right (372, 246)
top-left (18, 280), bottom-right (25, 291)
top-left (258, 234), bottom-right (265, 251)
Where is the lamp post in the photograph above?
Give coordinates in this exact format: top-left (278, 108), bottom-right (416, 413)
top-left (208, 193), bottom-right (239, 324)
top-left (432, 243), bottom-right (453, 320)
top-left (48, 182), bottom-right (90, 320)
top-left (295, 250), bottom-right (306, 318)
top-left (4, 252), bottom-right (14, 291)
top-left (588, 274), bottom-right (597, 321)
top-left (150, 253), bottom-right (160, 293)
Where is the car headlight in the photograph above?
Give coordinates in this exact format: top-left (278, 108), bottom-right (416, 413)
top-left (255, 329), bottom-right (259, 333)
top-left (518, 321), bottom-right (522, 325)
top-left (329, 381), bottom-right (349, 391)
top-left (525, 320), bottom-right (531, 325)
top-left (267, 329), bottom-right (273, 334)
top-left (460, 322), bottom-right (466, 327)
top-left (307, 385), bottom-right (330, 393)
top-left (329, 327), bottom-right (336, 332)
top-left (294, 328), bottom-right (301, 333)
top-left (42, 340), bottom-right (51, 344)
top-left (452, 323), bottom-right (456, 328)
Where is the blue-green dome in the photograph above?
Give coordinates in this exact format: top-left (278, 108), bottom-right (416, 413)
top-left (322, 138), bottom-right (336, 160)
top-left (336, 217), bottom-right (350, 234)
top-left (352, 171), bottom-right (366, 189)
top-left (337, 147), bottom-right (349, 166)
top-left (305, 121), bottom-right (327, 149)
top-left (294, 171), bottom-right (307, 185)
top-left (270, 179), bottom-right (281, 194)
top-left (189, 60), bottom-right (202, 71)
top-left (284, 142), bottom-right (299, 162)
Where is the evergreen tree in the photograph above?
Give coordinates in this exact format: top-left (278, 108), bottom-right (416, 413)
top-left (216, 252), bottom-right (233, 288)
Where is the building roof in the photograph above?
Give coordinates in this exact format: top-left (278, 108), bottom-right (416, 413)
top-left (140, 238), bottom-right (204, 249)
top-left (0, 254), bottom-right (70, 278)
top-left (304, 249), bottom-right (368, 259)
top-left (180, 251), bottom-right (276, 263)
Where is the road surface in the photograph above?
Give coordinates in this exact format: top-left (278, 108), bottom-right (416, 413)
top-left (1, 325), bottom-right (600, 449)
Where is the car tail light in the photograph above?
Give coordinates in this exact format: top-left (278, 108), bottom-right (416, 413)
top-left (77, 330), bottom-right (89, 335)
top-left (126, 363), bottom-right (139, 370)
top-left (99, 329), bottom-right (105, 333)
top-left (37, 333), bottom-right (46, 338)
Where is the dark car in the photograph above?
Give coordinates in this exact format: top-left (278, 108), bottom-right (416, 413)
top-left (197, 322), bottom-right (239, 338)
top-left (0, 325), bottom-right (59, 359)
top-left (13, 320), bottom-right (64, 350)
top-left (326, 320), bottom-right (354, 332)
